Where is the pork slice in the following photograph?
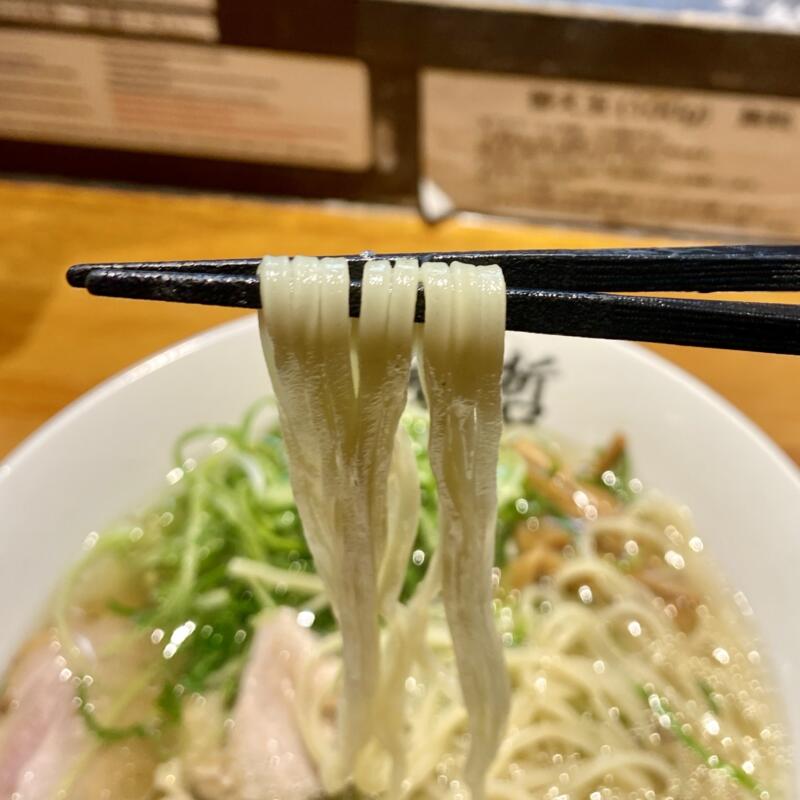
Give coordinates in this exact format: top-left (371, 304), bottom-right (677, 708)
top-left (227, 610), bottom-right (323, 800)
top-left (0, 619), bottom-right (157, 800)
top-left (0, 629), bottom-right (86, 799)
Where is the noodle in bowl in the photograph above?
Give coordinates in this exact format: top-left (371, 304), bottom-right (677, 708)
top-left (0, 311), bottom-right (797, 799)
top-left (286, 412), bottom-right (790, 799)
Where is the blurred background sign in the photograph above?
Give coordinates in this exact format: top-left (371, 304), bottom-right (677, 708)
top-left (1, 0), bottom-right (799, 238)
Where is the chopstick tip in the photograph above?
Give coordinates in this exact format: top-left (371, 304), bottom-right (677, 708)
top-left (67, 263), bottom-right (103, 288)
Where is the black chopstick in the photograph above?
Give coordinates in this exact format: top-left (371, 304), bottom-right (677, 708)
top-left (68, 245), bottom-right (800, 293)
top-left (78, 266), bottom-right (800, 356)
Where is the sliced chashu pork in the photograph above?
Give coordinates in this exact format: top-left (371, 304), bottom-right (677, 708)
top-left (2, 610), bottom-right (327, 800)
top-left (175, 609), bottom-right (330, 800)
top-left (0, 618), bottom-right (158, 799)
top-left (166, 610), bottom-right (330, 800)
top-left (227, 609), bottom-right (324, 800)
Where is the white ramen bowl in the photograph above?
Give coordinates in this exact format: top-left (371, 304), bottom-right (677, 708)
top-left (1, 317), bottom-right (798, 789)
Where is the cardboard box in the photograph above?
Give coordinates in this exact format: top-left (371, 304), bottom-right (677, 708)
top-left (2, 0), bottom-right (800, 237)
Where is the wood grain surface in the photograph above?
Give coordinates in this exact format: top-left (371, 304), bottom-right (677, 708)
top-left (1, 179), bottom-right (798, 464)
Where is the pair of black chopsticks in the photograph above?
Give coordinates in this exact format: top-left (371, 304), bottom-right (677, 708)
top-left (67, 245), bottom-right (800, 355)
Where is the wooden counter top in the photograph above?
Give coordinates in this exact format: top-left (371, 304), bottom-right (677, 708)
top-left (1, 179), bottom-right (798, 465)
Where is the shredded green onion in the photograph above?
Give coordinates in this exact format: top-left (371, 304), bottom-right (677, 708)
top-left (640, 688), bottom-right (765, 797)
top-left (58, 401), bottom-right (530, 740)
